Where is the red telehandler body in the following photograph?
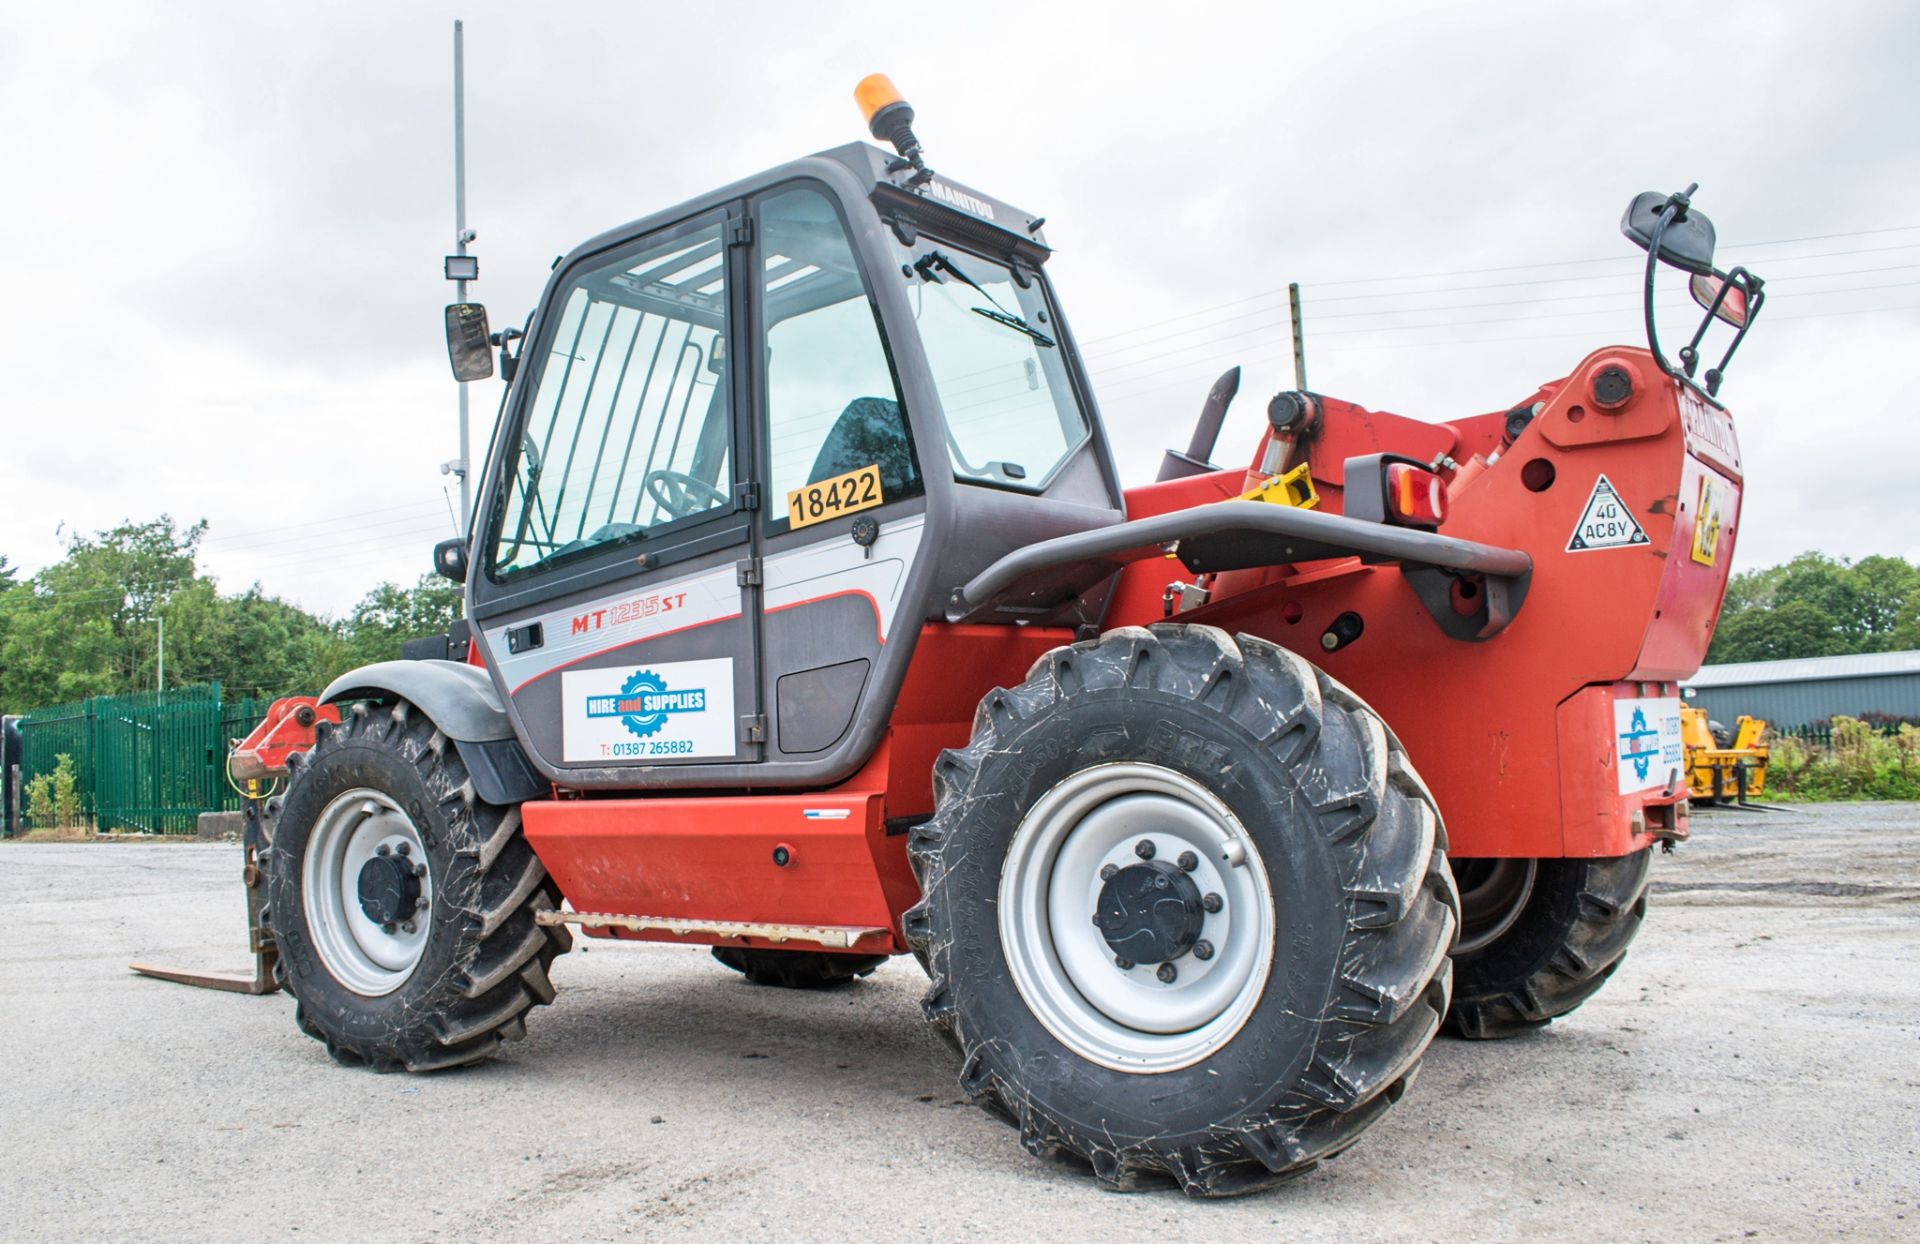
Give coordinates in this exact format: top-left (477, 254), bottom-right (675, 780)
top-left (143, 77), bottom-right (1765, 1195)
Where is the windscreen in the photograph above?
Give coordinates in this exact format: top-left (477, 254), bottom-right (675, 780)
top-left (901, 243), bottom-right (1088, 489)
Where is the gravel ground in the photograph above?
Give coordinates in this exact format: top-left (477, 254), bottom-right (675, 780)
top-left (2, 802), bottom-right (1916, 1242)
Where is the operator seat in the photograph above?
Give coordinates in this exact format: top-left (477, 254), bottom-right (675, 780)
top-left (807, 396), bottom-right (918, 495)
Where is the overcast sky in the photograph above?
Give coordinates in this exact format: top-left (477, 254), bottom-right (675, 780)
top-left (3, 1), bottom-right (1915, 616)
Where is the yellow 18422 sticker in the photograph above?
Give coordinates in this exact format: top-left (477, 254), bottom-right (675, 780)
top-left (786, 463), bottom-right (884, 530)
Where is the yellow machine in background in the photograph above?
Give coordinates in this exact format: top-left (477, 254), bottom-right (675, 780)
top-left (1682, 706), bottom-right (1770, 804)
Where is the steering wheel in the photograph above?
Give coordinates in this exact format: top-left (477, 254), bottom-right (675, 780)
top-left (644, 469), bottom-right (729, 520)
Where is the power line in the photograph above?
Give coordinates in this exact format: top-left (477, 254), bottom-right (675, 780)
top-left (1306, 280), bottom-right (1920, 339)
top-left (1302, 224), bottom-right (1920, 289)
top-left (1093, 298), bottom-right (1920, 404)
top-left (204, 511), bottom-right (459, 557)
top-left (203, 524), bottom-right (456, 569)
top-left (1081, 243), bottom-right (1920, 358)
top-left (198, 498), bottom-right (444, 543)
top-left (1087, 272), bottom-right (1920, 388)
top-left (201, 503), bottom-right (449, 553)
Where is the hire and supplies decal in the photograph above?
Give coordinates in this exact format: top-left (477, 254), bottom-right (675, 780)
top-left (561, 658), bottom-right (736, 762)
top-left (1613, 696), bottom-right (1684, 796)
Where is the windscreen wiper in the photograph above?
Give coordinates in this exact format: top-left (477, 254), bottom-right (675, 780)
top-left (971, 305), bottom-right (1055, 348)
top-left (915, 250), bottom-right (1056, 348)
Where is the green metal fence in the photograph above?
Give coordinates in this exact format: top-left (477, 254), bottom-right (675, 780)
top-left (1778, 719), bottom-right (1914, 748)
top-left (14, 685), bottom-right (271, 833)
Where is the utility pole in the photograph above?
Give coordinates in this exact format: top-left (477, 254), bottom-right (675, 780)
top-left (1288, 282), bottom-right (1309, 391)
top-left (452, 19), bottom-right (474, 532)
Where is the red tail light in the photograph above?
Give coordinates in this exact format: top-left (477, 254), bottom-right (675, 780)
top-left (1385, 463), bottom-right (1448, 528)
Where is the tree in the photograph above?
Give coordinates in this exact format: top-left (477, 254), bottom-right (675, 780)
top-left (0, 512), bottom-right (474, 716)
top-left (341, 576), bottom-right (462, 671)
top-left (1893, 594), bottom-right (1920, 652)
top-left (0, 517), bottom-right (207, 711)
top-left (1852, 555), bottom-right (1920, 651)
top-left (1707, 552), bottom-right (1920, 664)
top-left (1708, 599), bottom-right (1848, 663)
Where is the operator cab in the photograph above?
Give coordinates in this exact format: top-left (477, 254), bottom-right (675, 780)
top-left (445, 108), bottom-right (1123, 791)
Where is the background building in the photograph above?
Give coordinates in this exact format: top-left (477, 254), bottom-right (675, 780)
top-left (1682, 650), bottom-right (1920, 729)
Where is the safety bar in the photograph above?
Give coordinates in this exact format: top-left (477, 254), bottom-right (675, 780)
top-left (948, 499), bottom-right (1533, 633)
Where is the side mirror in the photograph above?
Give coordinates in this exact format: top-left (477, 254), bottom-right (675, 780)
top-left (1621, 190), bottom-right (1717, 276)
top-left (1689, 272), bottom-right (1750, 328)
top-left (445, 303), bottom-right (495, 381)
top-left (433, 537), bottom-right (470, 585)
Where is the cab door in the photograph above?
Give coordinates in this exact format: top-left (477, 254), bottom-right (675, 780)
top-left (469, 207), bottom-right (762, 775)
top-left (748, 184), bottom-right (930, 760)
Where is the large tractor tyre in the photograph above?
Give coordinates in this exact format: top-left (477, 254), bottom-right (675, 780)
top-left (710, 947), bottom-right (889, 988)
top-left (265, 699), bottom-right (571, 1071)
top-left (905, 625), bottom-right (1458, 1197)
top-left (1445, 849), bottom-right (1652, 1040)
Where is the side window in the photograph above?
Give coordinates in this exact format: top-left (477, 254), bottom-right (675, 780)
top-left (490, 220), bottom-right (733, 580)
top-left (759, 188), bottom-right (920, 532)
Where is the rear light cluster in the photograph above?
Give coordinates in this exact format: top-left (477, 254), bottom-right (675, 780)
top-left (1385, 462), bottom-right (1448, 528)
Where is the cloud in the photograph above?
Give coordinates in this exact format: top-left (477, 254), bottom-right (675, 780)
top-left (1, 0), bottom-right (1915, 614)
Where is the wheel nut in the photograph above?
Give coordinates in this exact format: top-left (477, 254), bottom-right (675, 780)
top-left (415, 896), bottom-right (429, 911)
top-left (1099, 863), bottom-right (1118, 880)
top-left (1177, 850), bottom-right (1198, 872)
top-left (382, 921), bottom-right (397, 934)
top-left (1156, 963), bottom-right (1178, 984)
top-left (1114, 955), bottom-right (1133, 970)
top-left (401, 921), bottom-right (417, 934)
top-left (1134, 839), bottom-right (1156, 860)
top-left (1202, 892), bottom-right (1223, 913)
top-left (396, 842), bottom-right (411, 856)
top-left (376, 844), bottom-right (391, 856)
top-left (1193, 940), bottom-right (1214, 961)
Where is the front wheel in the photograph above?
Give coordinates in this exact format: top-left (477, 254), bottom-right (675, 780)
top-left (266, 700), bottom-right (570, 1070)
top-left (906, 625), bottom-right (1458, 1196)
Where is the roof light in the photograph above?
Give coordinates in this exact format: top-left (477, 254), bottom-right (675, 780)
top-left (854, 74), bottom-right (906, 130)
top-left (853, 73), bottom-right (933, 185)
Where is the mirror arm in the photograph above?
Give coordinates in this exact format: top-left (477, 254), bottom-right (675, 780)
top-left (1639, 185), bottom-right (1702, 382)
top-left (1642, 209), bottom-right (1677, 380)
top-left (1703, 269), bottom-right (1764, 397)
top-left (491, 326), bottom-right (525, 384)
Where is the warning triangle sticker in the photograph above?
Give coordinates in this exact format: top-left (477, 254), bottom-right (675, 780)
top-left (1567, 474), bottom-right (1649, 551)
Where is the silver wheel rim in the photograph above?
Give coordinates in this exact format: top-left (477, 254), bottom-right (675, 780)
top-left (998, 762), bottom-right (1275, 1074)
top-left (301, 787), bottom-right (432, 996)
top-left (1453, 858), bottom-right (1537, 955)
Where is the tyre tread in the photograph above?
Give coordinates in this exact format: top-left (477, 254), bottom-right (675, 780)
top-left (906, 624), bottom-right (1455, 1197)
top-left (269, 700), bottom-right (566, 1072)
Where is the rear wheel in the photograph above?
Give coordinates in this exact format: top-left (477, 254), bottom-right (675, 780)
top-left (906, 625), bottom-right (1457, 1196)
top-left (266, 700), bottom-right (570, 1070)
top-left (710, 947), bottom-right (888, 988)
top-left (1446, 850), bottom-right (1651, 1039)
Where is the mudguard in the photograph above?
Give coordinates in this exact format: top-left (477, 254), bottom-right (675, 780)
top-left (320, 659), bottom-right (512, 741)
top-left (319, 660), bottom-right (545, 804)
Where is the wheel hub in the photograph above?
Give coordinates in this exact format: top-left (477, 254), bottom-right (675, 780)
top-left (998, 763), bottom-right (1276, 1073)
top-left (1453, 857), bottom-right (1538, 955)
top-left (356, 850), bottom-right (423, 927)
top-left (1094, 860), bottom-right (1204, 965)
top-left (302, 789), bottom-right (434, 996)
